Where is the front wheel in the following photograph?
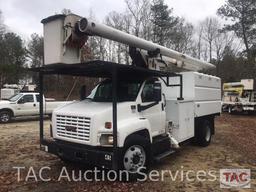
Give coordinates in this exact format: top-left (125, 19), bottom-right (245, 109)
top-left (123, 145), bottom-right (146, 173)
top-left (120, 135), bottom-right (150, 180)
top-left (0, 111), bottom-right (12, 123)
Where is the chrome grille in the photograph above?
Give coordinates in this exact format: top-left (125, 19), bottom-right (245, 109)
top-left (56, 115), bottom-right (91, 142)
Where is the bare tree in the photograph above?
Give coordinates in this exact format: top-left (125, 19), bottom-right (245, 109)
top-left (0, 10), bottom-right (6, 35)
top-left (201, 17), bottom-right (221, 62)
top-left (140, 2), bottom-right (152, 40)
top-left (105, 11), bottom-right (135, 64)
top-left (105, 11), bottom-right (125, 63)
top-left (168, 18), bottom-right (194, 54)
top-left (125, 0), bottom-right (151, 37)
top-left (122, 12), bottom-right (133, 64)
top-left (214, 32), bottom-right (235, 62)
top-left (196, 23), bottom-right (204, 59)
top-left (202, 45), bottom-right (208, 62)
top-left (214, 31), bottom-right (235, 75)
top-left (61, 8), bottom-right (72, 15)
top-left (84, 9), bottom-right (107, 61)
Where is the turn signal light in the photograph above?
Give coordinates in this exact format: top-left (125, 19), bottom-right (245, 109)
top-left (105, 122), bottom-right (112, 129)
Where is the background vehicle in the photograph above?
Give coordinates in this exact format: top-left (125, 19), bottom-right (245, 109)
top-left (222, 79), bottom-right (256, 114)
top-left (0, 92), bottom-right (71, 123)
top-left (36, 14), bottom-right (221, 176)
top-left (0, 84), bottom-right (37, 100)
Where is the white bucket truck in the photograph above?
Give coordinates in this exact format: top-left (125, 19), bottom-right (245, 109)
top-left (222, 79), bottom-right (256, 114)
top-left (34, 14), bottom-right (221, 176)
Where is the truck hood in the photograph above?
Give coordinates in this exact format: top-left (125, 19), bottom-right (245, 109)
top-left (54, 100), bottom-right (112, 117)
top-left (0, 100), bottom-right (11, 104)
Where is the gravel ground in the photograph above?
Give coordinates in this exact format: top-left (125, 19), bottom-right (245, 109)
top-left (0, 114), bottom-right (255, 192)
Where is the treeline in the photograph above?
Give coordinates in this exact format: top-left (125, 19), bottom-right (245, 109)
top-left (87, 0), bottom-right (256, 83)
top-left (0, 0), bottom-right (255, 99)
top-left (0, 10), bottom-right (26, 87)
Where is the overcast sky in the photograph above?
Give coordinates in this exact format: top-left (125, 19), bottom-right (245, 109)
top-left (0, 0), bottom-right (226, 40)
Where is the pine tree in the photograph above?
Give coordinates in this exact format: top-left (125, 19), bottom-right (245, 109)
top-left (217, 0), bottom-right (256, 59)
top-left (150, 0), bottom-right (178, 46)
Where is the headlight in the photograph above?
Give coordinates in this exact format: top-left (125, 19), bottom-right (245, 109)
top-left (108, 135), bottom-right (113, 144)
top-left (100, 134), bottom-right (113, 146)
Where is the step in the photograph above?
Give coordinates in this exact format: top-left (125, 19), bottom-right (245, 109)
top-left (154, 149), bottom-right (176, 162)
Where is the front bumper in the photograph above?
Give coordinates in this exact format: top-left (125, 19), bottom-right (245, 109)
top-left (41, 139), bottom-right (116, 169)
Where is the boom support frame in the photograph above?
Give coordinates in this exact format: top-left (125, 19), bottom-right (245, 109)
top-left (34, 60), bottom-right (182, 169)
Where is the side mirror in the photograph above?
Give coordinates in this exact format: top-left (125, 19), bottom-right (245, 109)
top-left (80, 85), bottom-right (87, 100)
top-left (153, 82), bottom-right (161, 102)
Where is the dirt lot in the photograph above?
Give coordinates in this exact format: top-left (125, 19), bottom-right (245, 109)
top-left (0, 114), bottom-right (255, 192)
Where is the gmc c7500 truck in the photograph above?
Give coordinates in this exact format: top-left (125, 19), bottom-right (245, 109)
top-left (50, 71), bottom-right (221, 172)
top-left (35, 14), bottom-right (221, 176)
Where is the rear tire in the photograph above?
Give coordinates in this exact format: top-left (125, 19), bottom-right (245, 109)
top-left (0, 110), bottom-right (12, 123)
top-left (195, 119), bottom-right (212, 147)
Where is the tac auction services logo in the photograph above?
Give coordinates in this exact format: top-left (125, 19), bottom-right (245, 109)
top-left (220, 169), bottom-right (251, 188)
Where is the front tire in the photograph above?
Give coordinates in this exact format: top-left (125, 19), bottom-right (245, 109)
top-left (123, 145), bottom-right (146, 173)
top-left (120, 135), bottom-right (150, 180)
top-left (0, 110), bottom-right (12, 123)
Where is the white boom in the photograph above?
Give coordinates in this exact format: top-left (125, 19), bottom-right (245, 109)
top-left (42, 14), bottom-right (215, 71)
top-left (78, 17), bottom-right (215, 71)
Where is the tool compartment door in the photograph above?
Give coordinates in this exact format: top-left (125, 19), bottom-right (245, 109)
top-left (166, 100), bottom-right (194, 143)
top-left (178, 101), bottom-right (194, 142)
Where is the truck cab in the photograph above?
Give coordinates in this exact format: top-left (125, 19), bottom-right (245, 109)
top-left (52, 77), bottom-right (164, 146)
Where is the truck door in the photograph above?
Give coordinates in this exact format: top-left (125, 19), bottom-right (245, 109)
top-left (139, 78), bottom-right (165, 136)
top-left (16, 94), bottom-right (37, 116)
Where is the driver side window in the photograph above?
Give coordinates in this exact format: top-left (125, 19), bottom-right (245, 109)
top-left (20, 95), bottom-right (34, 103)
top-left (141, 79), bottom-right (156, 103)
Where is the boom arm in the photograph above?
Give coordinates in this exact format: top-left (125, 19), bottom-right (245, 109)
top-left (41, 14), bottom-right (215, 71)
top-left (77, 17), bottom-right (215, 71)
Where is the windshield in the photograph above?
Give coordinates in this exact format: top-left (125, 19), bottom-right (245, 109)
top-left (92, 79), bottom-right (142, 102)
top-left (8, 93), bottom-right (23, 102)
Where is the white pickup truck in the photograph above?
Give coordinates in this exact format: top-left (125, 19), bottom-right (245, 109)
top-left (0, 92), bottom-right (71, 123)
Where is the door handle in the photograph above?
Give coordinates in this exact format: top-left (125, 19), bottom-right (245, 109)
top-left (33, 104), bottom-right (36, 107)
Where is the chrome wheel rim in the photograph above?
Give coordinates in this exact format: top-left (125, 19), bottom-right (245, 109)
top-left (123, 145), bottom-right (146, 173)
top-left (1, 113), bottom-right (10, 122)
